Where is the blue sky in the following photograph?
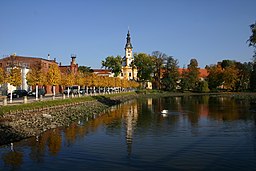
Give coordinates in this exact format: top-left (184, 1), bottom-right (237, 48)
top-left (0, 0), bottom-right (255, 68)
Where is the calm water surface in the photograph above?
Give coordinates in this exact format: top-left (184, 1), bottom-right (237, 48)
top-left (1, 95), bottom-right (256, 171)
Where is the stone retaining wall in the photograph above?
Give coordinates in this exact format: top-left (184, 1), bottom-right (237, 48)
top-left (0, 94), bottom-right (138, 145)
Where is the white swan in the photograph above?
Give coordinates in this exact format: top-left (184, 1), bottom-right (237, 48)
top-left (161, 110), bottom-right (168, 117)
top-left (161, 110), bottom-right (168, 114)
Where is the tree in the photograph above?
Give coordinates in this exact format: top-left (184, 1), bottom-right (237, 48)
top-left (61, 72), bottom-right (75, 97)
top-left (8, 68), bottom-right (22, 88)
top-left (101, 55), bottom-right (122, 77)
top-left (152, 51), bottom-right (167, 89)
top-left (187, 59), bottom-right (200, 91)
top-left (248, 22), bottom-right (256, 90)
top-left (206, 64), bottom-right (223, 90)
top-left (75, 71), bottom-right (86, 94)
top-left (46, 64), bottom-right (61, 96)
top-left (180, 66), bottom-right (189, 92)
top-left (78, 66), bottom-right (93, 73)
top-left (250, 63), bottom-right (256, 91)
top-left (196, 80), bottom-right (210, 92)
top-left (222, 65), bottom-right (239, 91)
top-left (221, 59), bottom-right (235, 69)
top-left (0, 67), bottom-right (4, 85)
top-left (219, 60), bottom-right (239, 91)
top-left (247, 22), bottom-right (256, 60)
top-left (6, 68), bottom-right (22, 103)
top-left (235, 62), bottom-right (252, 91)
top-left (161, 56), bottom-right (180, 91)
top-left (26, 62), bottom-right (46, 100)
top-left (133, 53), bottom-right (154, 81)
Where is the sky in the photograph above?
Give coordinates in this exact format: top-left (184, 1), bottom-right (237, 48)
top-left (0, 0), bottom-right (255, 69)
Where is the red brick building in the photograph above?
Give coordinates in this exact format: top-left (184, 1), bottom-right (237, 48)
top-left (0, 54), bottom-right (78, 95)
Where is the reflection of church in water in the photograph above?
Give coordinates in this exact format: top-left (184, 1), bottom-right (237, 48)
top-left (123, 101), bottom-right (138, 156)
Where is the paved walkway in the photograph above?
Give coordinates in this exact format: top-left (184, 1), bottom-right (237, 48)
top-left (0, 93), bottom-right (88, 106)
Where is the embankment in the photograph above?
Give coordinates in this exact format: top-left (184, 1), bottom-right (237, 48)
top-left (0, 93), bottom-right (138, 145)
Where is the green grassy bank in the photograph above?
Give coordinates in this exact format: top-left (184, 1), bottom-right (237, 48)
top-left (0, 92), bottom-right (136, 115)
top-left (1, 90), bottom-right (256, 115)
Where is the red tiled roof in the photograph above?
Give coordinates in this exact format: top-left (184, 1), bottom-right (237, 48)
top-left (178, 68), bottom-right (208, 78)
top-left (92, 69), bottom-right (112, 73)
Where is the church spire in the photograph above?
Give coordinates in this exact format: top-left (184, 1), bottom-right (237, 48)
top-left (125, 30), bottom-right (133, 49)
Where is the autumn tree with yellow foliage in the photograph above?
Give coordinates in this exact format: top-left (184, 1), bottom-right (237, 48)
top-left (46, 64), bottom-right (61, 96)
top-left (26, 62), bottom-right (46, 100)
top-left (0, 67), bottom-right (4, 85)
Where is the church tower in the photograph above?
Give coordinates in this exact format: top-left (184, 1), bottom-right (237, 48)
top-left (121, 30), bottom-right (137, 80)
top-left (123, 30), bottom-right (133, 67)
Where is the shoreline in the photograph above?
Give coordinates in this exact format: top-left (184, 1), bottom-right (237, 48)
top-left (1, 91), bottom-right (256, 145)
top-left (0, 93), bottom-right (139, 145)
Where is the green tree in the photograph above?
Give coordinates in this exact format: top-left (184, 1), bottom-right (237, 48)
top-left (180, 66), bottom-right (189, 92)
top-left (46, 64), bottom-right (61, 96)
top-left (235, 62), bottom-right (252, 91)
top-left (101, 55), bottom-right (122, 77)
top-left (161, 56), bottom-right (180, 91)
top-left (133, 53), bottom-right (154, 81)
top-left (152, 51), bottom-right (166, 89)
top-left (196, 80), bottom-right (210, 92)
top-left (221, 59), bottom-right (235, 69)
top-left (250, 63), bottom-right (256, 91)
top-left (247, 22), bottom-right (256, 60)
top-left (187, 59), bottom-right (200, 91)
top-left (78, 66), bottom-right (93, 73)
top-left (247, 22), bottom-right (256, 90)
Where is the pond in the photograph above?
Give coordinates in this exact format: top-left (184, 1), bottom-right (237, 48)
top-left (1, 95), bottom-right (256, 171)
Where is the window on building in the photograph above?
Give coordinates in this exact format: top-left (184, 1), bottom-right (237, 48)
top-left (0, 63), bottom-right (2, 67)
top-left (128, 54), bottom-right (130, 56)
top-left (129, 73), bottom-right (132, 77)
top-left (121, 73), bottom-right (123, 77)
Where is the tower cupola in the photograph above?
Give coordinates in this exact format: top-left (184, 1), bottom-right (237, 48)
top-left (125, 30), bottom-right (133, 49)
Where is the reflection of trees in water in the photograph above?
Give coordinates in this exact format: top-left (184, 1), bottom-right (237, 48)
top-left (208, 96), bottom-right (252, 121)
top-left (2, 144), bottom-right (23, 169)
top-left (29, 136), bottom-right (47, 163)
top-left (146, 95), bottom-right (253, 126)
top-left (48, 128), bottom-right (62, 156)
top-left (64, 123), bottom-right (79, 146)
